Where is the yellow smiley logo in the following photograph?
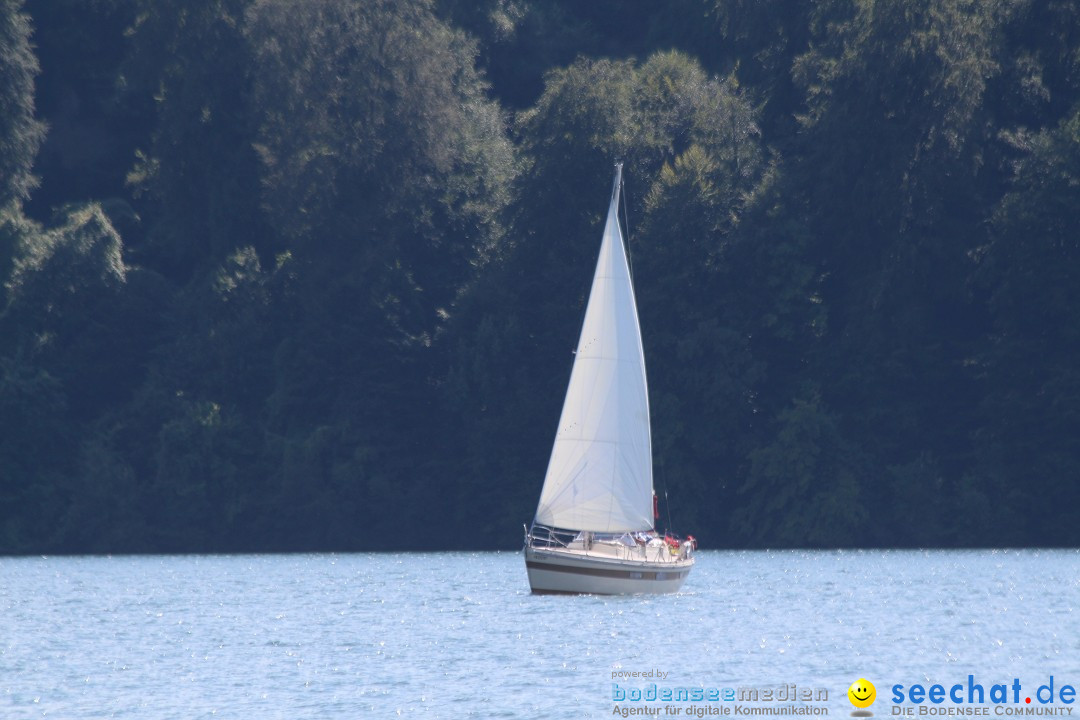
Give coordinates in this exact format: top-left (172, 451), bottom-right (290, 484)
top-left (848, 679), bottom-right (876, 708)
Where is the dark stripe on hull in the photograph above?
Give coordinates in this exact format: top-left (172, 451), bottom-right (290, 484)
top-left (526, 559), bottom-right (689, 581)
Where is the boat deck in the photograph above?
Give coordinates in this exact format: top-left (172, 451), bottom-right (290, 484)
top-left (548, 537), bottom-right (691, 565)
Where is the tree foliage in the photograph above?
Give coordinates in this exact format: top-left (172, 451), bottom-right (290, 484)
top-left (124, 0), bottom-right (262, 281)
top-left (0, 0), bottom-right (46, 208)
top-left (440, 52), bottom-right (769, 546)
top-left (3, 0), bottom-right (1080, 552)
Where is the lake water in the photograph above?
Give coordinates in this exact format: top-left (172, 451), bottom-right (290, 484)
top-left (2, 550), bottom-right (1079, 719)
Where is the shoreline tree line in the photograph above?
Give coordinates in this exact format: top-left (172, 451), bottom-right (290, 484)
top-left (2, 0), bottom-right (1078, 552)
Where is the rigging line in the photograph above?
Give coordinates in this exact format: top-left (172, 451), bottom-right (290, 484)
top-left (619, 165), bottom-right (636, 282)
top-left (660, 456), bottom-right (673, 534)
top-left (665, 486), bottom-right (673, 535)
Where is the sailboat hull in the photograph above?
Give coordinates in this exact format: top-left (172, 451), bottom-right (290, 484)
top-left (524, 546), bottom-right (693, 595)
top-left (524, 166), bottom-right (697, 596)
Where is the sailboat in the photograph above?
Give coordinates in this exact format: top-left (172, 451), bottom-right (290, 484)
top-left (524, 163), bottom-right (695, 595)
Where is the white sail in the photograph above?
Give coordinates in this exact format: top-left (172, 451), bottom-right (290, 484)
top-left (534, 164), bottom-right (654, 533)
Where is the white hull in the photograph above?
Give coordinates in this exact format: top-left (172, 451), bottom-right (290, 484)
top-left (525, 545), bottom-right (693, 595)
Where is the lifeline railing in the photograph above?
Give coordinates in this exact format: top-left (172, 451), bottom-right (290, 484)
top-left (524, 523), bottom-right (690, 562)
top-left (524, 523), bottom-right (578, 549)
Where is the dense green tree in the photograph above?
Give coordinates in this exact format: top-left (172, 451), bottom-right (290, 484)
top-left (436, 0), bottom-right (597, 110)
top-left (654, 1), bottom-right (815, 144)
top-left (241, 0), bottom-right (516, 548)
top-left (0, 356), bottom-right (70, 551)
top-left (2, 206), bottom-right (143, 418)
top-left (439, 0), bottom-right (708, 111)
top-left (3, 0), bottom-right (1080, 552)
top-left (442, 52), bottom-right (769, 546)
top-left (0, 0), bottom-right (46, 209)
top-left (735, 390), bottom-right (868, 547)
top-left (6, 204), bottom-right (126, 322)
top-left (971, 109), bottom-right (1080, 544)
top-left (633, 145), bottom-right (766, 542)
top-left (787, 0), bottom-right (1005, 514)
top-left (22, 0), bottom-right (141, 221)
top-left (246, 0), bottom-right (514, 326)
top-left (0, 203), bottom-right (158, 551)
top-left (0, 203), bottom-right (37, 301)
top-left (57, 431), bottom-right (149, 552)
top-left (124, 0), bottom-right (264, 281)
top-left (989, 0), bottom-right (1080, 131)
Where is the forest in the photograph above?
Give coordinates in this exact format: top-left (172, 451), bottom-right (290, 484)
top-left (2, 0), bottom-right (1079, 553)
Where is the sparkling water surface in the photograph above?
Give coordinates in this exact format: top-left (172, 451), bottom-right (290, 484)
top-left (2, 550), bottom-right (1078, 718)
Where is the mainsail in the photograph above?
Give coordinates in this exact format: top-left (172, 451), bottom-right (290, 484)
top-left (533, 164), bottom-right (653, 533)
